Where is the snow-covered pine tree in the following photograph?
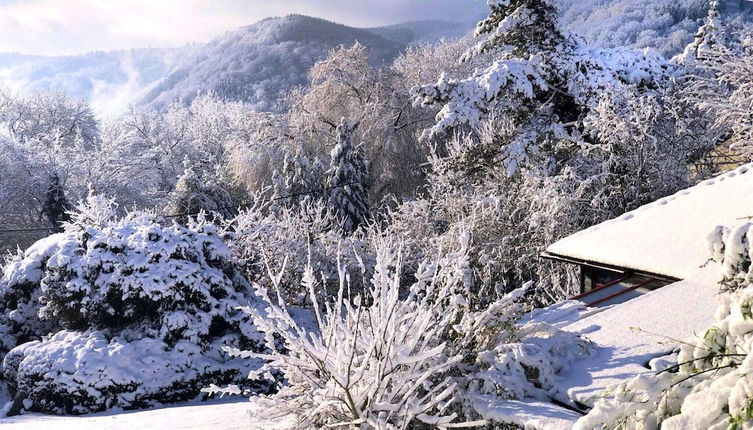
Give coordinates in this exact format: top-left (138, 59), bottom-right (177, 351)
top-left (166, 161), bottom-right (237, 222)
top-left (325, 118), bottom-right (369, 233)
top-left (273, 148), bottom-right (324, 208)
top-left (463, 0), bottom-right (568, 61)
top-left (41, 173), bottom-right (71, 231)
top-left (677, 0), bottom-right (723, 62)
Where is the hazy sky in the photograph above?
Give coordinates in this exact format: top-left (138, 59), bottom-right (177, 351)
top-left (0, 0), bottom-right (487, 56)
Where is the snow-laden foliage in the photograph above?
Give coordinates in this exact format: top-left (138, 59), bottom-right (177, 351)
top-left (675, 0), bottom-right (724, 63)
top-left (575, 221), bottom-right (753, 429)
top-left (166, 163), bottom-right (238, 222)
top-left (217, 233), bottom-right (595, 428)
top-left (402, 0), bottom-right (713, 300)
top-left (0, 194), bottom-right (268, 414)
top-left (232, 238), bottom-right (481, 429)
top-left (272, 148), bottom-right (325, 209)
top-left (3, 329), bottom-right (263, 415)
top-left (468, 320), bottom-right (594, 407)
top-left (684, 28), bottom-right (753, 163)
top-left (325, 118), bottom-right (370, 233)
top-left (413, 0), bottom-right (672, 144)
top-left (230, 197), bottom-right (370, 306)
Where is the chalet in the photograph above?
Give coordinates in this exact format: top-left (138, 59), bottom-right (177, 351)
top-left (542, 163), bottom-right (753, 307)
top-left (486, 163), bottom-right (753, 428)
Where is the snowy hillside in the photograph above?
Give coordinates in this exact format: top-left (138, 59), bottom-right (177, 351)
top-left (0, 15), bottom-right (469, 117)
top-left (138, 15), bottom-right (409, 112)
top-left (558, 0), bottom-right (753, 55)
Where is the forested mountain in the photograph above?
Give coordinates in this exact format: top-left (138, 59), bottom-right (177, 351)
top-left (558, 0), bottom-right (753, 55)
top-left (138, 15), bottom-right (408, 112)
top-left (0, 15), bottom-right (471, 116)
top-left (1, 2), bottom-right (752, 117)
top-left (364, 19), bottom-right (474, 45)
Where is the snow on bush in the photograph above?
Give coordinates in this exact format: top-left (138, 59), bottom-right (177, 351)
top-left (575, 221), bottom-right (753, 429)
top-left (232, 238), bottom-right (479, 429)
top-left (469, 321), bottom-right (594, 407)
top-left (218, 231), bottom-right (594, 428)
top-left (3, 330), bottom-right (263, 414)
top-left (0, 194), bottom-right (269, 414)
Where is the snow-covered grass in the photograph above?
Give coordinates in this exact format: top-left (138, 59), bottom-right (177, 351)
top-left (0, 397), bottom-right (293, 430)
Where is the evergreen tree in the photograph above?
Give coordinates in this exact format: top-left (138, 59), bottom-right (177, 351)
top-left (167, 162), bottom-right (237, 222)
top-left (463, 0), bottom-right (569, 61)
top-left (41, 173), bottom-right (71, 231)
top-left (679, 0), bottom-right (723, 62)
top-left (278, 149), bottom-right (324, 207)
top-left (325, 118), bottom-right (369, 233)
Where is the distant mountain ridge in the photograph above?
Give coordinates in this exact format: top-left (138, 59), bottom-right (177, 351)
top-left (138, 15), bottom-right (409, 112)
top-left (365, 19), bottom-right (473, 45)
top-left (2, 2), bottom-right (752, 117)
top-left (0, 14), bottom-right (472, 117)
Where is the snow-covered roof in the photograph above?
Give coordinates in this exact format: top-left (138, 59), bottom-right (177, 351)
top-left (547, 163), bottom-right (753, 280)
top-left (551, 267), bottom-right (723, 406)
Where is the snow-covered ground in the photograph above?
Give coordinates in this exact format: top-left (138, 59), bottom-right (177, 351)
top-left (554, 266), bottom-right (723, 406)
top-left (0, 397), bottom-right (292, 430)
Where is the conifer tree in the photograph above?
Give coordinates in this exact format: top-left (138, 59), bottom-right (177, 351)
top-left (41, 173), bottom-right (71, 231)
top-left (325, 118), bottom-right (369, 233)
top-left (679, 0), bottom-right (723, 62)
top-left (463, 0), bottom-right (569, 61)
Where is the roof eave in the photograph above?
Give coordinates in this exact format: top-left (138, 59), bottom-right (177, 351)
top-left (541, 251), bottom-right (681, 283)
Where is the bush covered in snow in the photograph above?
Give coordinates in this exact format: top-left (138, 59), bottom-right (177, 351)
top-left (0, 195), bottom-right (269, 414)
top-left (575, 221), bottom-right (753, 429)
top-left (217, 233), bottom-right (594, 428)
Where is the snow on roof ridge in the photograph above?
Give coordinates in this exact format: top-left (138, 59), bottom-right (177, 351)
top-left (554, 162), bottom-right (753, 241)
top-left (546, 162), bottom-right (753, 279)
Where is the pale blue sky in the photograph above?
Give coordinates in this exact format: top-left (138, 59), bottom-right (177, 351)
top-left (0, 0), bottom-right (487, 56)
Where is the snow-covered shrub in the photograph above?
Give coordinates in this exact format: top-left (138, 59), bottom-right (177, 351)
top-left (3, 330), bottom-right (264, 415)
top-left (0, 194), bottom-right (269, 414)
top-left (576, 221), bottom-right (753, 429)
top-left (468, 321), bottom-right (594, 407)
top-left (166, 162), bottom-right (238, 222)
top-left (708, 221), bottom-right (753, 291)
top-left (221, 230), bottom-right (593, 428)
top-left (228, 236), bottom-right (490, 429)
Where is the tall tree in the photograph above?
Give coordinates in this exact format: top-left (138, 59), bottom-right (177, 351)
top-left (41, 173), bottom-right (71, 231)
top-left (326, 118), bottom-right (369, 233)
